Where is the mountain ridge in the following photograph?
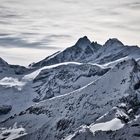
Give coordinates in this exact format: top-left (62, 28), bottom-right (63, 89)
top-left (0, 36), bottom-right (140, 140)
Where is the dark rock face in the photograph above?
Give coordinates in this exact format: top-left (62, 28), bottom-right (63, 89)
top-left (0, 57), bottom-right (9, 67)
top-left (56, 119), bottom-right (72, 131)
top-left (134, 81), bottom-right (140, 90)
top-left (9, 65), bottom-right (30, 75)
top-left (0, 105), bottom-right (12, 115)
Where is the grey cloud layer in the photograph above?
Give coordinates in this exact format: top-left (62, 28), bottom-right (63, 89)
top-left (0, 0), bottom-right (139, 65)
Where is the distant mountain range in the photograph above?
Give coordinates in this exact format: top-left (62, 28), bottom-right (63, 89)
top-left (0, 36), bottom-right (140, 140)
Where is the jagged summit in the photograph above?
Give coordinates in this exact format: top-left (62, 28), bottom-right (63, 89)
top-left (74, 36), bottom-right (91, 48)
top-left (104, 38), bottom-right (124, 47)
top-left (91, 41), bottom-right (102, 51)
top-left (72, 36), bottom-right (101, 51)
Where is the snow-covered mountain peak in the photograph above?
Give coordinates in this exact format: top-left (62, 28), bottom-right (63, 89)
top-left (0, 57), bottom-right (9, 67)
top-left (0, 37), bottom-right (140, 140)
top-left (74, 36), bottom-right (91, 49)
top-left (104, 38), bottom-right (124, 48)
top-left (30, 37), bottom-right (139, 69)
top-left (31, 36), bottom-right (98, 68)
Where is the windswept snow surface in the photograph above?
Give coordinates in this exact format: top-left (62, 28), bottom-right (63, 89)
top-left (90, 118), bottom-right (124, 133)
top-left (23, 62), bottom-right (82, 81)
top-left (0, 77), bottom-right (25, 90)
top-left (0, 123), bottom-right (27, 140)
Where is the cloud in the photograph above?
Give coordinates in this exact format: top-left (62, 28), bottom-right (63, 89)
top-left (0, 0), bottom-right (140, 65)
top-left (122, 1), bottom-right (140, 10)
top-left (0, 35), bottom-right (62, 50)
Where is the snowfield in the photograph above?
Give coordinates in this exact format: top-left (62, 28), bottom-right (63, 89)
top-left (0, 123), bottom-right (27, 140)
top-left (0, 36), bottom-right (140, 140)
top-left (90, 118), bottom-right (124, 133)
top-left (0, 77), bottom-right (25, 90)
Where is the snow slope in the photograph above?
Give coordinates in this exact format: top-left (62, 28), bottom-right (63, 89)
top-left (32, 62), bottom-right (109, 101)
top-left (0, 123), bottom-right (27, 140)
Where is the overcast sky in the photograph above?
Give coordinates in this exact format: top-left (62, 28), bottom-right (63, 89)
top-left (0, 0), bottom-right (140, 66)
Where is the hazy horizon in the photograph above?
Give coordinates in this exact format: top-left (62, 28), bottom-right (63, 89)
top-left (0, 0), bottom-right (140, 66)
